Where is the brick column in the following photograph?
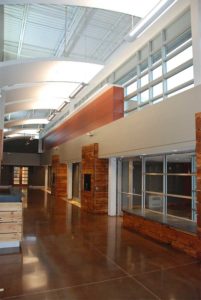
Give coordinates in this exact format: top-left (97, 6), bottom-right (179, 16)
top-left (196, 113), bottom-right (201, 237)
top-left (51, 155), bottom-right (67, 198)
top-left (81, 143), bottom-right (108, 213)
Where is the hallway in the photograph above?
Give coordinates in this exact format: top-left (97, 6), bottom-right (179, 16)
top-left (0, 189), bottom-right (201, 300)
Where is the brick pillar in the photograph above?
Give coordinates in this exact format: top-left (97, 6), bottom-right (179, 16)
top-left (196, 113), bottom-right (201, 237)
top-left (51, 155), bottom-right (67, 198)
top-left (81, 143), bottom-right (108, 213)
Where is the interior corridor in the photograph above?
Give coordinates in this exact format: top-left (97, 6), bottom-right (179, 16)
top-left (0, 189), bottom-right (201, 300)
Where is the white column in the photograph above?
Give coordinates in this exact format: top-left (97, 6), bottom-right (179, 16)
top-left (44, 166), bottom-right (48, 189)
top-left (108, 157), bottom-right (117, 216)
top-left (191, 0), bottom-right (201, 86)
top-left (67, 163), bottom-right (73, 199)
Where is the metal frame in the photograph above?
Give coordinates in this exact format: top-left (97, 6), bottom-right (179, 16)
top-left (120, 152), bottom-right (197, 223)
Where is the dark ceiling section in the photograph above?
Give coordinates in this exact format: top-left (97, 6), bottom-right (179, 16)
top-left (3, 138), bottom-right (39, 153)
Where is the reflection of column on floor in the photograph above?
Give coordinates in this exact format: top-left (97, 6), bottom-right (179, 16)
top-left (107, 217), bottom-right (118, 259)
top-left (196, 112), bottom-right (201, 238)
top-left (67, 203), bottom-right (72, 232)
top-left (44, 191), bottom-right (48, 209)
top-left (128, 160), bottom-right (133, 210)
top-left (44, 166), bottom-right (48, 191)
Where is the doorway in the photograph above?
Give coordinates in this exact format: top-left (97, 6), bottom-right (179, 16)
top-left (72, 163), bottom-right (80, 201)
top-left (13, 166), bottom-right (29, 186)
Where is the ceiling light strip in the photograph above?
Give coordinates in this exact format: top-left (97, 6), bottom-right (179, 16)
top-left (126, 0), bottom-right (177, 41)
top-left (69, 82), bottom-right (87, 99)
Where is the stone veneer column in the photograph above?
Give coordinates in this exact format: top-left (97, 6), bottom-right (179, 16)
top-left (51, 155), bottom-right (67, 198)
top-left (196, 112), bottom-right (201, 237)
top-left (81, 143), bottom-right (108, 213)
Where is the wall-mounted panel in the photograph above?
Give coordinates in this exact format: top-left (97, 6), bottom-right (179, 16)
top-left (81, 143), bottom-right (108, 213)
top-left (43, 86), bottom-right (124, 150)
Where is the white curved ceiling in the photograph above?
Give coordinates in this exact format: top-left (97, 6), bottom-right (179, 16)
top-left (0, 1), bottom-right (161, 141)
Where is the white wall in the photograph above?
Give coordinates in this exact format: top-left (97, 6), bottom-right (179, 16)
top-left (49, 84), bottom-right (201, 163)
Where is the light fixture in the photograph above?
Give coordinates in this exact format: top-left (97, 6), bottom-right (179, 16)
top-left (48, 113), bottom-right (56, 122)
top-left (69, 83), bottom-right (87, 99)
top-left (125, 0), bottom-right (177, 41)
top-left (57, 100), bottom-right (69, 112)
top-left (86, 131), bottom-right (94, 137)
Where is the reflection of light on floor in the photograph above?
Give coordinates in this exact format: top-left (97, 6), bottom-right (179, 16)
top-left (23, 256), bottom-right (39, 264)
top-left (44, 192), bottom-right (48, 209)
top-left (21, 188), bottom-right (28, 208)
top-left (68, 200), bottom-right (81, 208)
top-left (24, 236), bottom-right (37, 242)
top-left (23, 272), bottom-right (48, 290)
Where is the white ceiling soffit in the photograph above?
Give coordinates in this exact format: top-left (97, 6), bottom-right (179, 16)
top-left (5, 118), bottom-right (49, 128)
top-left (0, 59), bottom-right (103, 87)
top-left (0, 0), bottom-right (160, 17)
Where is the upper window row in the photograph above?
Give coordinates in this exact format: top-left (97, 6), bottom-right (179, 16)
top-left (117, 10), bottom-right (194, 114)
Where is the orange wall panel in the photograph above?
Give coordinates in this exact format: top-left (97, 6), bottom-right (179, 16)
top-left (44, 86), bottom-right (124, 150)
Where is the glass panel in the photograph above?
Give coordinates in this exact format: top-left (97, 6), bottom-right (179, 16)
top-left (167, 66), bottom-right (194, 91)
top-left (146, 175), bottom-right (163, 193)
top-left (125, 97), bottom-right (138, 111)
top-left (167, 196), bottom-right (191, 219)
top-left (140, 89), bottom-right (149, 103)
top-left (165, 10), bottom-right (191, 42)
top-left (167, 175), bottom-right (191, 196)
top-left (132, 194), bottom-right (142, 209)
top-left (140, 45), bottom-right (149, 60)
top-left (167, 153), bottom-right (192, 173)
top-left (168, 84), bottom-right (194, 97)
top-left (140, 59), bottom-right (148, 72)
top-left (166, 29), bottom-right (191, 55)
top-left (153, 82), bottom-right (163, 97)
top-left (152, 65), bottom-right (162, 80)
top-left (151, 34), bottom-right (161, 52)
top-left (133, 160), bottom-right (142, 194)
top-left (166, 46), bottom-right (193, 72)
top-left (151, 50), bottom-right (162, 65)
top-left (145, 193), bottom-right (163, 212)
top-left (146, 156), bottom-right (163, 173)
top-left (126, 81), bottom-right (137, 95)
top-left (140, 74), bottom-right (149, 87)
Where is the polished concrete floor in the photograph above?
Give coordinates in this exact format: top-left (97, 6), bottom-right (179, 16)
top-left (0, 189), bottom-right (201, 300)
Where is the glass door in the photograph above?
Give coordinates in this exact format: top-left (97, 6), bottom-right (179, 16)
top-left (13, 166), bottom-right (29, 186)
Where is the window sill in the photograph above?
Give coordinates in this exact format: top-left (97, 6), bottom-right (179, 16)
top-left (123, 208), bottom-right (197, 235)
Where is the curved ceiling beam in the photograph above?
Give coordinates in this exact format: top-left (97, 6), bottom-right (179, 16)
top-left (4, 129), bottom-right (39, 137)
top-left (4, 118), bottom-right (49, 128)
top-left (0, 0), bottom-right (160, 17)
top-left (5, 99), bottom-right (60, 114)
top-left (4, 84), bottom-right (70, 104)
top-left (0, 59), bottom-right (103, 88)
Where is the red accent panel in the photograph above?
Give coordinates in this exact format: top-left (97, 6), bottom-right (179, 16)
top-left (44, 86), bottom-right (124, 150)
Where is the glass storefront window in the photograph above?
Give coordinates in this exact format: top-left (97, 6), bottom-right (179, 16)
top-left (120, 152), bottom-right (196, 224)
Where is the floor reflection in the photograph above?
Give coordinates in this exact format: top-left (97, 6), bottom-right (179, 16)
top-left (0, 189), bottom-right (200, 300)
